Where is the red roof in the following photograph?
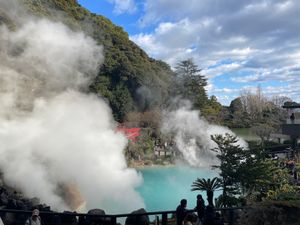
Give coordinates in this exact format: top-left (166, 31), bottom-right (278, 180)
top-left (116, 127), bottom-right (141, 142)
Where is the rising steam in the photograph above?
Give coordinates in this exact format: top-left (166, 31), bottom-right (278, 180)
top-left (162, 101), bottom-right (247, 167)
top-left (0, 0), bottom-right (144, 213)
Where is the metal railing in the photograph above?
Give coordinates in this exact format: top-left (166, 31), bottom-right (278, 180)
top-left (285, 118), bottom-right (300, 124)
top-left (0, 207), bottom-right (244, 225)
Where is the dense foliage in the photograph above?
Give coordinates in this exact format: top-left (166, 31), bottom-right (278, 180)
top-left (18, 0), bottom-right (174, 121)
top-left (2, 0), bottom-right (295, 165)
top-left (208, 133), bottom-right (300, 207)
top-left (172, 58), bottom-right (208, 109)
top-left (224, 88), bottom-right (288, 129)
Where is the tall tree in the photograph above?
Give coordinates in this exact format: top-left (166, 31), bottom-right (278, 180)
top-left (229, 97), bottom-right (243, 114)
top-left (271, 96), bottom-right (292, 108)
top-left (175, 59), bottom-right (207, 85)
top-left (202, 95), bottom-right (223, 120)
top-left (173, 59), bottom-right (208, 109)
top-left (211, 133), bottom-right (272, 206)
top-left (211, 134), bottom-right (244, 206)
top-left (228, 97), bottom-right (251, 128)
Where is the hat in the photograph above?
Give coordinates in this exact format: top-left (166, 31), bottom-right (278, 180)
top-left (32, 209), bottom-right (39, 216)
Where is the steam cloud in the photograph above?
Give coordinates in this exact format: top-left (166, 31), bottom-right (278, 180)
top-left (0, 0), bottom-right (144, 213)
top-left (162, 101), bottom-right (247, 167)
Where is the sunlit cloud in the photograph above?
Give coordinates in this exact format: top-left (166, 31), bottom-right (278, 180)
top-left (203, 63), bottom-right (242, 79)
top-left (129, 0), bottom-right (300, 104)
top-left (108, 0), bottom-right (137, 14)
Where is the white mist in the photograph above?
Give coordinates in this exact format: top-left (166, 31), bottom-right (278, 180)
top-left (162, 102), bottom-right (247, 167)
top-left (0, 0), bottom-right (144, 213)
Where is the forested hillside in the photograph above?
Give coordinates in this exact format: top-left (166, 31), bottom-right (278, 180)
top-left (14, 0), bottom-right (174, 121)
top-left (0, 0), bottom-right (289, 132)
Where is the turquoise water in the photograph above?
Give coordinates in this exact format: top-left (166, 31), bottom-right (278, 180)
top-left (231, 128), bottom-right (259, 141)
top-left (137, 166), bottom-right (220, 212)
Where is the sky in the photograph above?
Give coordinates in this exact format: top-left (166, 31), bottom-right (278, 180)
top-left (78, 0), bottom-right (300, 105)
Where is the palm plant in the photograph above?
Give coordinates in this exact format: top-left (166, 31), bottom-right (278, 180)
top-left (191, 177), bottom-right (222, 206)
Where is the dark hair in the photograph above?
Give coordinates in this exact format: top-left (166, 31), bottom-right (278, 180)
top-left (197, 194), bottom-right (203, 199)
top-left (180, 199), bottom-right (187, 206)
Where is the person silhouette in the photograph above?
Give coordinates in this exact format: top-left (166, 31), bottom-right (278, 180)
top-left (176, 199), bottom-right (188, 225)
top-left (290, 113), bottom-right (295, 123)
top-left (24, 209), bottom-right (41, 225)
top-left (195, 194), bottom-right (205, 225)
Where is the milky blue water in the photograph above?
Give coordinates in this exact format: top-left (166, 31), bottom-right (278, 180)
top-left (136, 166), bottom-right (220, 212)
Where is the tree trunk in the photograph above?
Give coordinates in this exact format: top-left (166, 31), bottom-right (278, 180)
top-left (207, 190), bottom-right (214, 206)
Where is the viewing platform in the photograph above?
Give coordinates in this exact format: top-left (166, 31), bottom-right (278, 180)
top-left (281, 119), bottom-right (300, 136)
top-left (281, 102), bottom-right (300, 136)
top-left (0, 207), bottom-right (242, 225)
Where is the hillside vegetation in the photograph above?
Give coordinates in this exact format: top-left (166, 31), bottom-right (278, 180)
top-left (17, 0), bottom-right (174, 121)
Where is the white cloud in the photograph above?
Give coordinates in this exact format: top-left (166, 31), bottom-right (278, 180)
top-left (130, 0), bottom-right (300, 102)
top-left (275, 0), bottom-right (294, 11)
top-left (215, 48), bottom-right (257, 59)
top-left (215, 88), bottom-right (239, 94)
top-left (108, 0), bottom-right (137, 14)
top-left (205, 82), bottom-right (214, 92)
top-left (203, 63), bottom-right (242, 79)
top-left (131, 18), bottom-right (219, 66)
top-left (231, 74), bottom-right (261, 83)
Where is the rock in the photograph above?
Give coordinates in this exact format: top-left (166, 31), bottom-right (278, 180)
top-left (87, 209), bottom-right (106, 215)
top-left (144, 160), bottom-right (153, 166)
top-left (125, 208), bottom-right (149, 225)
top-left (29, 197), bottom-right (41, 207)
top-left (0, 192), bottom-right (8, 205)
top-left (162, 161), bottom-right (170, 165)
top-left (86, 208), bottom-right (108, 225)
top-left (16, 200), bottom-right (25, 210)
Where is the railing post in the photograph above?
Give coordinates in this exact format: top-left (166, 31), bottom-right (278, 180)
top-left (155, 215), bottom-right (160, 225)
top-left (228, 209), bottom-right (234, 225)
top-left (111, 216), bottom-right (117, 225)
top-left (162, 213), bottom-right (168, 225)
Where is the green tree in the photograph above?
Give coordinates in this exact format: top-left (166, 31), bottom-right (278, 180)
top-left (211, 133), bottom-right (273, 206)
top-left (90, 74), bottom-right (113, 100)
top-left (202, 95), bottom-right (222, 120)
top-left (228, 97), bottom-right (251, 128)
top-left (211, 134), bottom-right (245, 206)
top-left (175, 59), bottom-right (207, 85)
top-left (229, 97), bottom-right (243, 114)
top-left (22, 0), bottom-right (174, 122)
top-left (191, 177), bottom-right (222, 206)
top-left (111, 83), bottom-right (134, 122)
top-left (125, 128), bottom-right (155, 162)
top-left (173, 59), bottom-right (208, 109)
top-left (250, 124), bottom-right (275, 147)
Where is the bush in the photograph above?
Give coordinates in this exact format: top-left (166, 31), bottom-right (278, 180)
top-left (283, 140), bottom-right (292, 145)
top-left (154, 158), bottom-right (163, 165)
top-left (238, 202), bottom-right (300, 225)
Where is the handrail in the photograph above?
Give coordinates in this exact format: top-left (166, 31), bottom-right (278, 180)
top-left (0, 207), bottom-right (245, 225)
top-left (0, 207), bottom-right (244, 216)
